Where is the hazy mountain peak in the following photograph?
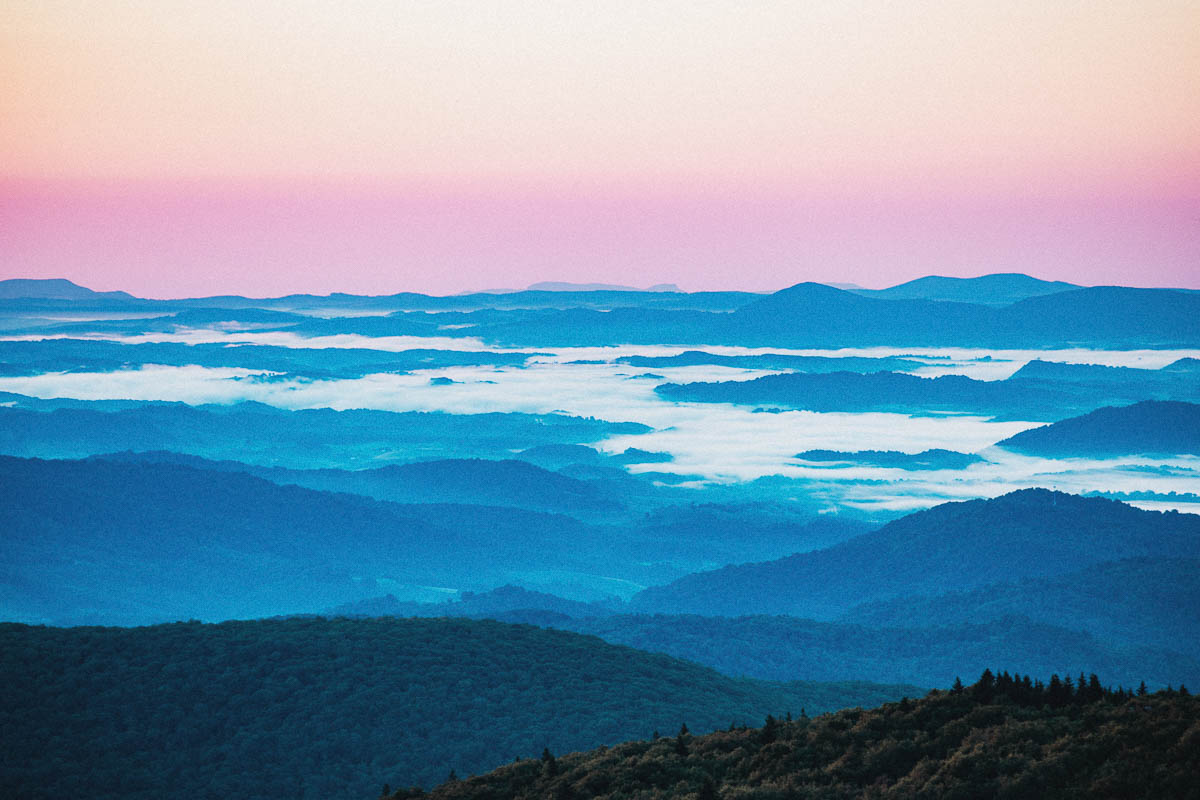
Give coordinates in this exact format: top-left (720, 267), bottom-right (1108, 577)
top-left (0, 277), bottom-right (136, 301)
top-left (525, 281), bottom-right (682, 292)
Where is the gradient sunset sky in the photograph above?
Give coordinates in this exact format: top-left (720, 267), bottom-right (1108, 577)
top-left (3, 1), bottom-right (1198, 297)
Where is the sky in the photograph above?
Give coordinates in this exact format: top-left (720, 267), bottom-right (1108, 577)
top-left (2, 0), bottom-right (1198, 297)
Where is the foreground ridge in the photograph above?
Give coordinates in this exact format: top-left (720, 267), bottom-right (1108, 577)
top-left (390, 672), bottom-right (1199, 800)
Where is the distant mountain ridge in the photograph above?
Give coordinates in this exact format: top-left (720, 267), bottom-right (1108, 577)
top-left (88, 450), bottom-right (621, 514)
top-left (0, 394), bottom-right (648, 468)
top-left (333, 589), bottom-right (1198, 689)
top-left (526, 281), bottom-right (683, 292)
top-left (655, 361), bottom-right (1200, 420)
top-left (632, 489), bottom-right (1200, 618)
top-left (849, 273), bottom-right (1080, 304)
top-left (6, 275), bottom-right (1199, 347)
top-left (996, 400), bottom-right (1200, 456)
top-left (843, 556), bottom-right (1200, 659)
top-left (0, 278), bottom-right (136, 301)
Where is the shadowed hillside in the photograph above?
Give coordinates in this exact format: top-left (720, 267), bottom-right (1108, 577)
top-left (997, 400), bottom-right (1200, 457)
top-left (0, 617), bottom-right (916, 800)
top-left (632, 490), bottom-right (1200, 618)
top-left (395, 673), bottom-right (1199, 800)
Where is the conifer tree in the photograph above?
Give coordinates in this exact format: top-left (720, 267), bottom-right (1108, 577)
top-left (760, 714), bottom-right (778, 744)
top-left (675, 723), bottom-right (690, 756)
top-left (1048, 674), bottom-right (1065, 707)
top-left (973, 669), bottom-right (995, 703)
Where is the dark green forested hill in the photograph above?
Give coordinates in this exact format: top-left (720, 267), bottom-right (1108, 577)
top-left (403, 675), bottom-right (1200, 800)
top-left (0, 617), bottom-right (916, 800)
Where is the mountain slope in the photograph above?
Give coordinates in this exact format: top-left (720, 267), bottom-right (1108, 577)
top-left (95, 451), bottom-right (623, 515)
top-left (654, 365), bottom-right (1200, 420)
top-left (856, 273), bottom-right (1080, 304)
top-left (403, 678), bottom-right (1200, 800)
top-left (0, 277), bottom-right (135, 301)
top-left (544, 613), bottom-right (1199, 689)
top-left (996, 400), bottom-right (1200, 456)
top-left (631, 490), bottom-right (1200, 618)
top-left (0, 395), bottom-right (648, 468)
top-left (0, 617), bottom-right (917, 799)
top-left (0, 455), bottom-right (645, 624)
top-left (842, 557), bottom-right (1200, 658)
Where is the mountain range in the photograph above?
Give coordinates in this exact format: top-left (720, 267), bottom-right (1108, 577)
top-left (5, 275), bottom-right (1199, 348)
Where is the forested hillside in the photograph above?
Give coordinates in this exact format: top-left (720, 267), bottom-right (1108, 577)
top-left (0, 617), bottom-right (916, 800)
top-left (397, 674), bottom-right (1200, 800)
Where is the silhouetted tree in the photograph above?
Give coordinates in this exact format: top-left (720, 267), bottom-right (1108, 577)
top-left (760, 714), bottom-right (778, 744)
top-left (675, 723), bottom-right (690, 756)
top-left (973, 669), bottom-right (995, 703)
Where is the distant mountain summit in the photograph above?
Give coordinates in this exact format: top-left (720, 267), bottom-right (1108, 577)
top-left (526, 281), bottom-right (682, 292)
top-left (0, 278), bottom-right (136, 301)
top-left (852, 273), bottom-right (1080, 305)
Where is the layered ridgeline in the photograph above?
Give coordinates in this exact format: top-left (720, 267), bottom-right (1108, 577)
top-left (632, 490), bottom-right (1200, 619)
top-left (391, 674), bottom-right (1200, 800)
top-left (327, 490), bottom-right (1200, 689)
top-left (3, 277), bottom-right (1199, 348)
top-left (996, 400), bottom-right (1200, 457)
top-left (846, 273), bottom-right (1081, 304)
top-left (0, 273), bottom-right (1085, 309)
top-left (0, 454), bottom-right (867, 625)
top-left (0, 392), bottom-right (649, 467)
top-left (0, 617), bottom-right (917, 800)
top-left (655, 365), bottom-right (1200, 421)
top-left (0, 338), bottom-right (541, 380)
top-left (843, 557), bottom-right (1200, 658)
top-left (333, 592), bottom-right (1198, 690)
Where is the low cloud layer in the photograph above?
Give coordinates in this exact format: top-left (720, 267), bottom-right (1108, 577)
top-left (2, 333), bottom-right (1197, 514)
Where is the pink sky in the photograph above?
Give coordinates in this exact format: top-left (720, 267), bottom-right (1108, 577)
top-left (4, 175), bottom-right (1197, 297)
top-left (2, 1), bottom-right (1198, 296)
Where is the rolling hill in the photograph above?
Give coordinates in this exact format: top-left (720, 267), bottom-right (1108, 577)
top-left (996, 400), bottom-right (1200, 457)
top-left (0, 617), bottom-right (917, 799)
top-left (631, 490), bottom-right (1200, 619)
top-left (850, 272), bottom-right (1081, 304)
top-left (0, 455), bottom-right (642, 624)
top-left (398, 675), bottom-right (1200, 800)
top-left (0, 394), bottom-right (648, 468)
top-left (842, 557), bottom-right (1200, 658)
